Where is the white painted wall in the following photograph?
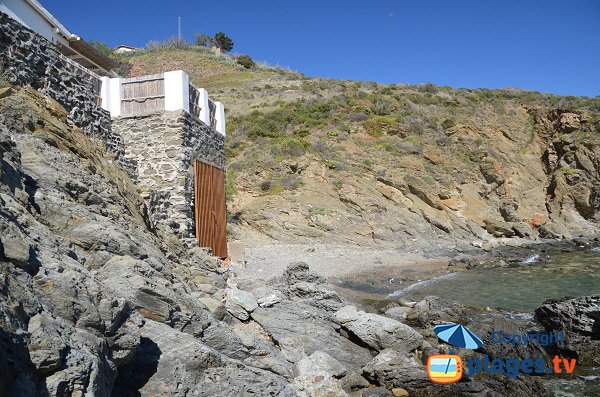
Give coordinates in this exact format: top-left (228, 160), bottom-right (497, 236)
top-left (215, 101), bottom-right (226, 136)
top-left (99, 70), bottom-right (226, 133)
top-left (198, 88), bottom-right (210, 125)
top-left (164, 70), bottom-right (190, 113)
top-left (99, 76), bottom-right (121, 117)
top-left (0, 0), bottom-right (67, 45)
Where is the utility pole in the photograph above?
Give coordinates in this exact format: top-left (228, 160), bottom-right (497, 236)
top-left (178, 16), bottom-right (181, 40)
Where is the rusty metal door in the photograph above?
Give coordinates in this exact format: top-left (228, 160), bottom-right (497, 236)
top-left (193, 159), bottom-right (228, 258)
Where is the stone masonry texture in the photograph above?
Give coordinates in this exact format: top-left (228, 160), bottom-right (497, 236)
top-left (111, 111), bottom-right (225, 243)
top-left (0, 11), bottom-right (126, 164)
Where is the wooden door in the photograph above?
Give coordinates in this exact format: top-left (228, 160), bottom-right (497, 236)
top-left (193, 159), bottom-right (228, 258)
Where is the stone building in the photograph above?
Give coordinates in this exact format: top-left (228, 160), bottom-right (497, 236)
top-left (0, 0), bottom-right (119, 75)
top-left (103, 72), bottom-right (227, 253)
top-left (0, 6), bottom-right (228, 257)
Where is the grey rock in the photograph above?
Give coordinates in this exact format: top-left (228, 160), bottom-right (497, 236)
top-left (478, 316), bottom-right (549, 365)
top-left (293, 350), bottom-right (347, 378)
top-left (362, 349), bottom-right (429, 391)
top-left (192, 366), bottom-right (297, 397)
top-left (252, 301), bottom-right (374, 370)
top-left (334, 305), bottom-right (423, 353)
top-left (535, 295), bottom-right (600, 365)
top-left (384, 306), bottom-right (410, 321)
top-left (359, 387), bottom-right (394, 396)
top-left (202, 322), bottom-right (249, 360)
top-left (284, 262), bottom-right (326, 284)
top-left (292, 374), bottom-right (349, 397)
top-left (199, 297), bottom-right (227, 319)
top-left (342, 369), bottom-right (370, 391)
top-left (225, 288), bottom-right (259, 320)
top-left (287, 281), bottom-right (344, 312)
top-left (27, 313), bottom-right (67, 375)
top-left (405, 295), bottom-right (467, 328)
top-left (112, 319), bottom-right (222, 396)
top-left (258, 293), bottom-right (281, 308)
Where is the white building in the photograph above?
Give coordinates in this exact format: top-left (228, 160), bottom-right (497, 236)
top-left (114, 45), bottom-right (139, 54)
top-left (0, 0), bottom-right (118, 75)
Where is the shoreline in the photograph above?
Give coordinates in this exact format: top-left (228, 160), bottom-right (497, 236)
top-left (233, 236), bottom-right (600, 309)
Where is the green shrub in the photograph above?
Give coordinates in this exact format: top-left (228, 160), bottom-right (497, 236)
top-left (308, 207), bottom-right (326, 216)
top-left (371, 99), bottom-right (391, 115)
top-left (89, 40), bottom-right (114, 57)
top-left (270, 137), bottom-right (310, 157)
top-left (145, 37), bottom-right (191, 51)
top-left (441, 119), bottom-right (456, 129)
top-left (236, 55), bottom-right (256, 69)
top-left (260, 180), bottom-right (271, 191)
top-left (420, 83), bottom-right (438, 93)
top-left (225, 171), bottom-right (237, 197)
top-left (362, 116), bottom-right (401, 137)
top-left (293, 127), bottom-right (310, 137)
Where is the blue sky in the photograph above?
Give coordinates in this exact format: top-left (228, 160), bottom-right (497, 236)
top-left (44, 0), bottom-right (600, 97)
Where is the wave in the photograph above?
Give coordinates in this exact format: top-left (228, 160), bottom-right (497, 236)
top-left (521, 254), bottom-right (540, 265)
top-left (387, 272), bottom-right (458, 298)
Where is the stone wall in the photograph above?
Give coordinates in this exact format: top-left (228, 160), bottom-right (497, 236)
top-left (0, 11), bottom-right (125, 163)
top-left (111, 111), bottom-right (225, 244)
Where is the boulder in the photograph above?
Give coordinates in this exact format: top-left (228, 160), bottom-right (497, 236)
top-left (225, 288), bottom-right (258, 321)
top-left (478, 315), bottom-right (549, 364)
top-left (334, 305), bottom-right (423, 352)
top-left (251, 301), bottom-right (373, 370)
top-left (362, 349), bottom-right (429, 391)
top-left (405, 295), bottom-right (467, 328)
top-left (293, 350), bottom-right (347, 378)
top-left (284, 262), bottom-right (326, 284)
top-left (287, 281), bottom-right (344, 312)
top-left (535, 295), bottom-right (600, 365)
top-left (384, 306), bottom-right (410, 321)
top-left (112, 319), bottom-right (222, 396)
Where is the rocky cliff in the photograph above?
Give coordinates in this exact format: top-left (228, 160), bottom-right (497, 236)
top-left (0, 84), bottom-right (554, 397)
top-left (116, 47), bottom-right (600, 250)
top-left (224, 90), bottom-right (600, 251)
top-left (0, 84), bottom-right (288, 396)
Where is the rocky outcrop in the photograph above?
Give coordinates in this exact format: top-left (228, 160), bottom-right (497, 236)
top-left (334, 305), bottom-right (423, 353)
top-left (404, 296), bottom-right (467, 328)
top-left (0, 84), bottom-right (561, 397)
top-left (0, 86), bottom-right (294, 396)
top-left (535, 295), bottom-right (600, 365)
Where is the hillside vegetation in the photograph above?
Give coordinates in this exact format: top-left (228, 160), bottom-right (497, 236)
top-left (120, 47), bottom-right (600, 249)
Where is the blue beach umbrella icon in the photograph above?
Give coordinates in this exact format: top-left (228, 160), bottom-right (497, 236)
top-left (433, 323), bottom-right (483, 350)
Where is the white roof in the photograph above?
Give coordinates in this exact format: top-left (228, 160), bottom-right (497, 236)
top-left (23, 0), bottom-right (77, 40)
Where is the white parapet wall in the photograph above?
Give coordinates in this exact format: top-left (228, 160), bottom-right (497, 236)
top-left (215, 101), bottom-right (226, 136)
top-left (164, 70), bottom-right (190, 113)
top-left (101, 76), bottom-right (122, 117)
top-left (198, 88), bottom-right (210, 126)
top-left (99, 70), bottom-right (224, 136)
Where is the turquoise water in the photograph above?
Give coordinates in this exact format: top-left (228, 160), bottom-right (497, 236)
top-left (390, 250), bottom-right (600, 397)
top-left (395, 251), bottom-right (600, 311)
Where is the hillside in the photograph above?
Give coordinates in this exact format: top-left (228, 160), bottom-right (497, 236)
top-left (119, 47), bottom-right (600, 251)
